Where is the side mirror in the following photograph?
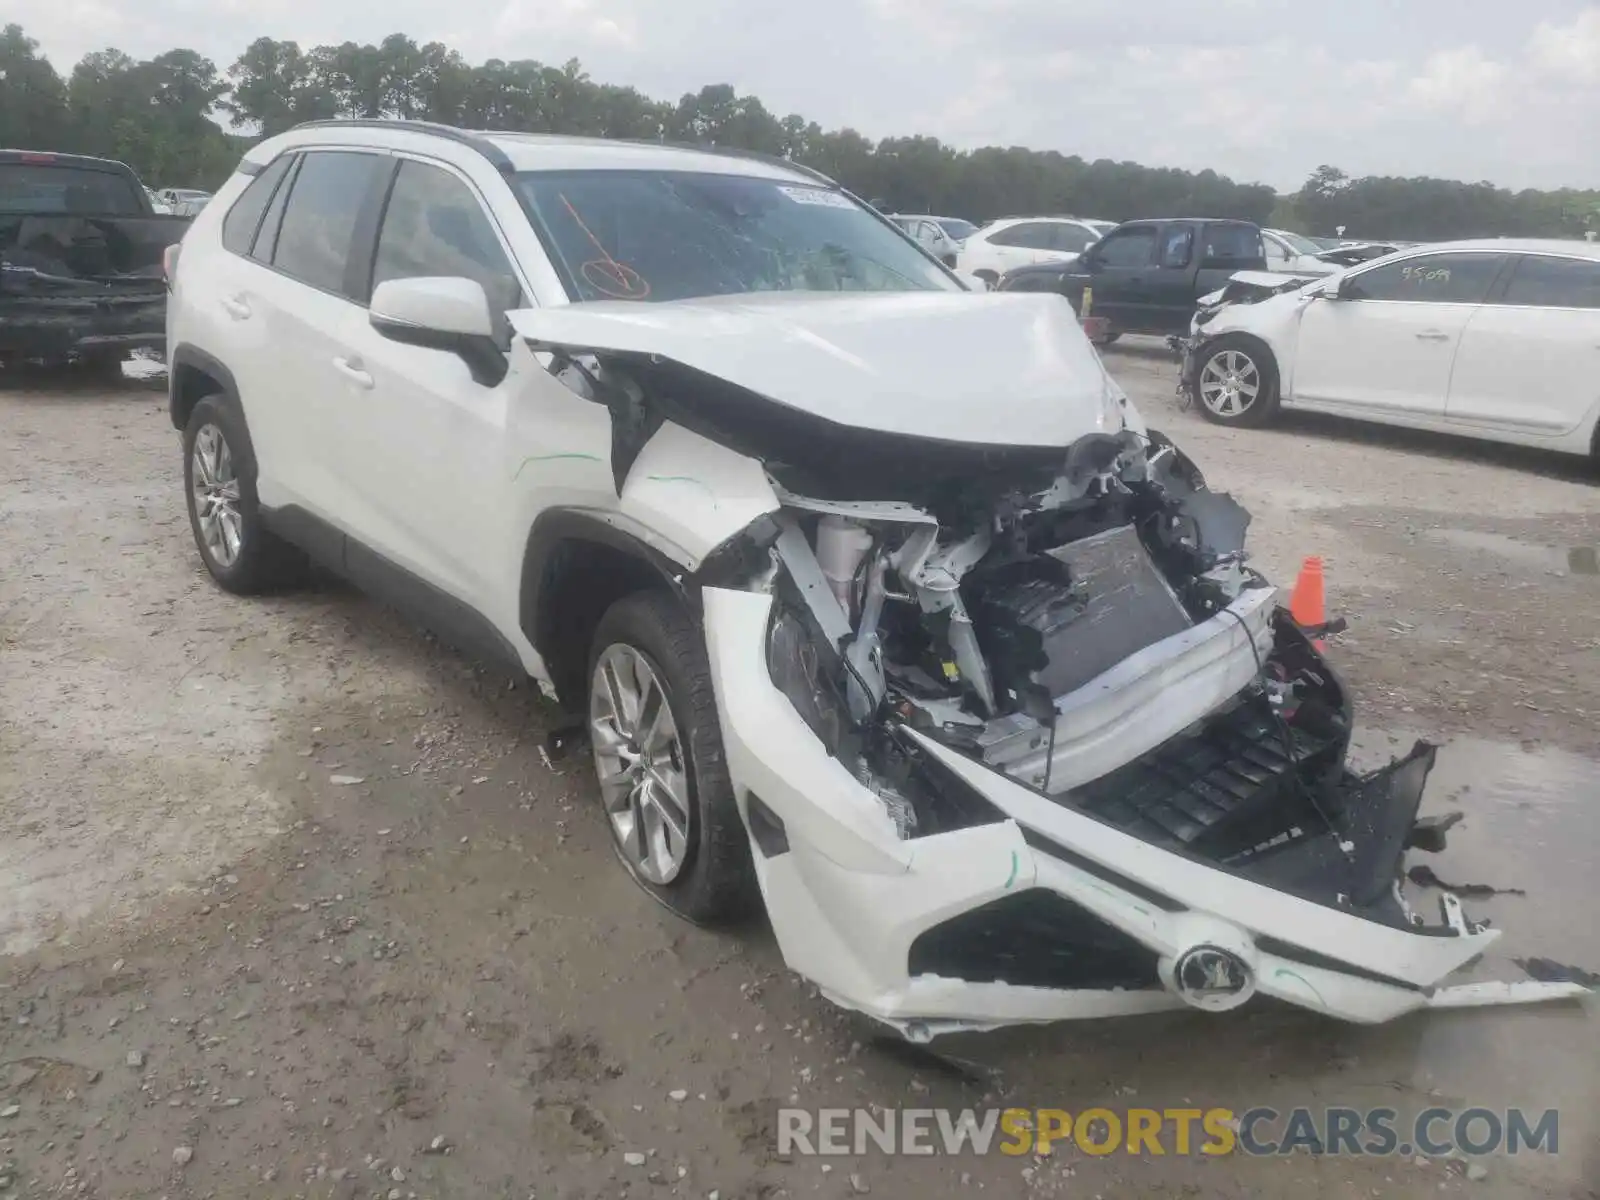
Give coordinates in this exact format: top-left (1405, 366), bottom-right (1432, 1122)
top-left (370, 276), bottom-right (507, 386)
top-left (958, 271), bottom-right (990, 291)
top-left (1313, 278), bottom-right (1346, 300)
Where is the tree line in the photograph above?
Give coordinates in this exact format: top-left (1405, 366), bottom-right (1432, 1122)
top-left (3, 23), bottom-right (1596, 241)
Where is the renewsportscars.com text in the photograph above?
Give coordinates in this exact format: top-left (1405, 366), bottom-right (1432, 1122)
top-left (777, 1106), bottom-right (1560, 1158)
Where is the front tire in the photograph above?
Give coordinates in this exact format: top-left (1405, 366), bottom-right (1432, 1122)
top-left (1192, 334), bottom-right (1281, 428)
top-left (588, 591), bottom-right (756, 925)
top-left (182, 394), bottom-right (305, 593)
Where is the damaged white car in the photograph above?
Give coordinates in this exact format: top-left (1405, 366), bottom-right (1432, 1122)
top-left (166, 122), bottom-right (1589, 1039)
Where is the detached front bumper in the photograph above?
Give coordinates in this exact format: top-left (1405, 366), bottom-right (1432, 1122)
top-left (701, 587), bottom-right (1589, 1037)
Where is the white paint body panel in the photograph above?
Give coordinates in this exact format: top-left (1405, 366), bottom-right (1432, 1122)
top-left (1192, 239), bottom-right (1600, 458)
top-left (509, 291), bottom-right (1125, 448)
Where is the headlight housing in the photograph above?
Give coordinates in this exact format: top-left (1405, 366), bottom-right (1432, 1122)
top-left (766, 606), bottom-right (851, 754)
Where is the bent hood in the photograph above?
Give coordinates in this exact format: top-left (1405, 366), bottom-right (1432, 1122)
top-left (509, 291), bottom-right (1126, 449)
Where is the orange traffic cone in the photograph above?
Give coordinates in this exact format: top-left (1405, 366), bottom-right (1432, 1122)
top-left (1289, 556), bottom-right (1326, 649)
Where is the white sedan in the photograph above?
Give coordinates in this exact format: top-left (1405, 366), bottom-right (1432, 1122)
top-left (957, 216), bottom-right (1115, 285)
top-left (1181, 239), bottom-right (1600, 461)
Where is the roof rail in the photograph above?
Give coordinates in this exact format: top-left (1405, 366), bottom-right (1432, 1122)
top-left (610, 137), bottom-right (838, 187)
top-left (284, 119), bottom-right (515, 173)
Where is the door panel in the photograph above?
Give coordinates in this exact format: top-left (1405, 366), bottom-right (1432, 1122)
top-left (247, 149), bottom-right (393, 519)
top-left (1292, 301), bottom-right (1472, 416)
top-left (1083, 225), bottom-right (1159, 329)
top-left (330, 157), bottom-right (526, 615)
top-left (1290, 252), bottom-right (1507, 416)
top-left (1446, 255), bottom-right (1600, 436)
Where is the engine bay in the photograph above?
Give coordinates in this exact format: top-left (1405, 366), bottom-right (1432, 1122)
top-left (754, 427), bottom-right (1377, 896)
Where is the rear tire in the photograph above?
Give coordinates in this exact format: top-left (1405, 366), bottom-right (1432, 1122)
top-left (587, 591), bottom-right (756, 925)
top-left (182, 394), bottom-right (306, 594)
top-left (1192, 334), bottom-right (1281, 428)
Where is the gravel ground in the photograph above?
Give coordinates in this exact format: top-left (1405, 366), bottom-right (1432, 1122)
top-left (2, 348), bottom-right (1598, 1199)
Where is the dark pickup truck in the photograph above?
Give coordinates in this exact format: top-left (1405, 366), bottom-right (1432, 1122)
top-left (1, 150), bottom-right (191, 370)
top-left (997, 217), bottom-right (1267, 343)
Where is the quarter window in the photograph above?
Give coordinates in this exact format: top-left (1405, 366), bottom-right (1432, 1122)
top-left (1499, 255), bottom-right (1600, 310)
top-left (372, 160), bottom-right (520, 311)
top-left (221, 155), bottom-right (293, 257)
top-left (1343, 253), bottom-right (1506, 304)
top-left (270, 151), bottom-right (386, 298)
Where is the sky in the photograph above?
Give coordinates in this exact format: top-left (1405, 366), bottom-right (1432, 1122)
top-left (13, 0), bottom-right (1600, 192)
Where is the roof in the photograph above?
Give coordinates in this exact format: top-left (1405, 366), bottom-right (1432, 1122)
top-left (0, 149), bottom-right (138, 175)
top-left (1393, 237), bottom-right (1600, 260)
top-left (271, 120), bottom-right (826, 186)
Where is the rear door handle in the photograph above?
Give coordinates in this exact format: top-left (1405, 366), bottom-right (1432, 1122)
top-left (332, 356), bottom-right (374, 389)
top-left (1415, 330), bottom-right (1451, 341)
top-left (220, 296), bottom-right (251, 320)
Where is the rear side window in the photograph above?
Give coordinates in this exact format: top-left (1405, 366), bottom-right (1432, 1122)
top-left (1500, 255), bottom-right (1600, 310)
top-left (1098, 227), bottom-right (1157, 268)
top-left (989, 222), bottom-right (1055, 249)
top-left (0, 163), bottom-right (142, 215)
top-left (372, 160), bottom-right (520, 310)
top-left (221, 156), bottom-right (294, 256)
top-left (270, 151), bottom-right (386, 298)
top-left (1047, 224), bottom-right (1096, 253)
top-left (1160, 227), bottom-right (1194, 269)
top-left (1344, 253), bottom-right (1506, 304)
top-left (1201, 224), bottom-right (1263, 265)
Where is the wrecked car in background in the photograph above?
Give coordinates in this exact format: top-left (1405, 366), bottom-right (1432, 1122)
top-left (167, 123), bottom-right (1589, 1043)
top-left (1, 149), bottom-right (189, 372)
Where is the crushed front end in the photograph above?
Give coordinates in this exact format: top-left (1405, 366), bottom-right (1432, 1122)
top-left (694, 429), bottom-right (1588, 1036)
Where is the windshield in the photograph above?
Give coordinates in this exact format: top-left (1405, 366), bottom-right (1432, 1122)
top-left (935, 217), bottom-right (977, 240)
top-left (516, 170), bottom-right (956, 302)
top-left (0, 163), bottom-right (143, 215)
top-left (1275, 230), bottom-right (1324, 255)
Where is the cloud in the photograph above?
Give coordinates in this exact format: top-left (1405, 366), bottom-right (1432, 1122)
top-left (11, 0), bottom-right (1600, 190)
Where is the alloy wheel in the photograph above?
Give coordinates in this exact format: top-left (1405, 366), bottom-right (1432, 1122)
top-left (1198, 349), bottom-right (1261, 418)
top-left (590, 643), bottom-right (693, 885)
top-left (191, 424), bottom-right (243, 566)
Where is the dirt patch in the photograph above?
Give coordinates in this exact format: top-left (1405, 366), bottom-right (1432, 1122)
top-left (2, 363), bottom-right (1597, 1198)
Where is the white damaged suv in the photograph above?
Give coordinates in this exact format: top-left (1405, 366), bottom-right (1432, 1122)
top-left (165, 121), bottom-right (1584, 1038)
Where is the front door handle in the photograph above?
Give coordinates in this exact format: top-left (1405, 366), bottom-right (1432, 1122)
top-left (332, 356), bottom-right (374, 389)
top-left (220, 296), bottom-right (251, 320)
top-left (1415, 330), bottom-right (1451, 341)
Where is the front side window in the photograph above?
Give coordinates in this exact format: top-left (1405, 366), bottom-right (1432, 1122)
top-left (373, 160), bottom-right (520, 310)
top-left (1499, 255), bottom-right (1600, 310)
top-left (516, 170), bottom-right (955, 302)
top-left (1343, 253), bottom-right (1507, 304)
top-left (1097, 227), bottom-right (1157, 268)
top-left (270, 150), bottom-right (386, 298)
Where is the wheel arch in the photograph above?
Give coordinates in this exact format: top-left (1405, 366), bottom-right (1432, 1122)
top-left (519, 510), bottom-right (698, 711)
top-left (169, 344), bottom-right (241, 432)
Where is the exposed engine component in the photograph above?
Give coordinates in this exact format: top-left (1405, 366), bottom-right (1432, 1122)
top-left (753, 425), bottom-right (1364, 884)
